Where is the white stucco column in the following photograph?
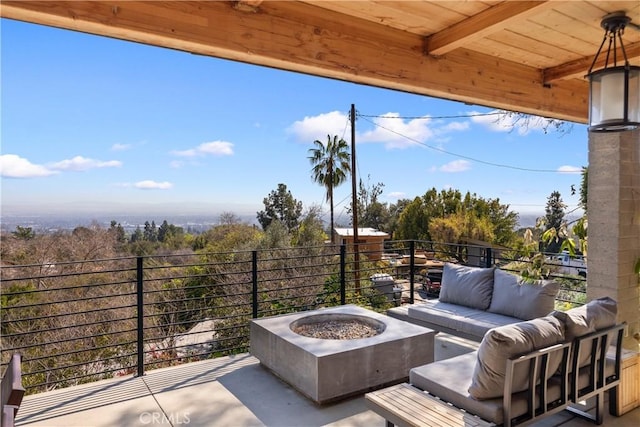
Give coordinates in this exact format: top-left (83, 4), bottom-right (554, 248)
top-left (588, 128), bottom-right (640, 351)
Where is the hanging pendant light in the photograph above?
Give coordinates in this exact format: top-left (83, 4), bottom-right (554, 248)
top-left (587, 12), bottom-right (640, 132)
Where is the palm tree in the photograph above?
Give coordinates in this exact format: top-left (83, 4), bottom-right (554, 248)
top-left (308, 135), bottom-right (351, 243)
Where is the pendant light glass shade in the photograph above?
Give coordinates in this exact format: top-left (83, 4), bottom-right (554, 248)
top-left (589, 65), bottom-right (640, 132)
top-left (587, 12), bottom-right (640, 132)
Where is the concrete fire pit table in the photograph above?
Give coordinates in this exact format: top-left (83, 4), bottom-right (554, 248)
top-left (250, 304), bottom-right (435, 404)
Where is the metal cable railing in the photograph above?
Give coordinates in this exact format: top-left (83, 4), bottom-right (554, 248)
top-left (0, 240), bottom-right (586, 394)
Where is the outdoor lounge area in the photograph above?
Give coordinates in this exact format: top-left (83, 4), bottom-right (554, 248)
top-left (11, 332), bottom-right (640, 427)
top-left (2, 242), bottom-right (639, 427)
top-left (2, 2), bottom-right (639, 426)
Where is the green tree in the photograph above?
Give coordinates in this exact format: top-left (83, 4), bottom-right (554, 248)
top-left (130, 226), bottom-right (143, 243)
top-left (347, 176), bottom-right (390, 230)
top-left (158, 220), bottom-right (170, 242)
top-left (293, 205), bottom-right (327, 247)
top-left (468, 195), bottom-right (518, 247)
top-left (193, 222), bottom-right (261, 253)
top-left (109, 220), bottom-right (126, 244)
top-left (579, 167), bottom-right (588, 212)
top-left (308, 135), bottom-right (351, 243)
top-left (395, 197), bottom-right (430, 241)
top-left (541, 191), bottom-right (566, 253)
top-left (12, 226), bottom-right (35, 240)
top-left (429, 211), bottom-right (495, 262)
top-left (385, 198), bottom-right (411, 238)
top-left (258, 220), bottom-right (291, 249)
top-left (143, 221), bottom-right (158, 242)
top-left (395, 188), bottom-right (518, 247)
top-left (256, 183), bottom-right (303, 233)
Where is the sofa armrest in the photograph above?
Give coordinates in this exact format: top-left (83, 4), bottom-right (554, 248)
top-left (570, 322), bottom-right (626, 401)
top-left (503, 341), bottom-right (571, 426)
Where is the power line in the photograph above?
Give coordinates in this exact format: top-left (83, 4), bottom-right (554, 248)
top-left (357, 111), bottom-right (506, 120)
top-left (356, 114), bottom-right (579, 174)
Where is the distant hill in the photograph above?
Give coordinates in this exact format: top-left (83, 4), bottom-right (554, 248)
top-left (517, 213), bottom-right (540, 229)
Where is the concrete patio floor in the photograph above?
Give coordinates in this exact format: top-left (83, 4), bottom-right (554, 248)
top-left (15, 333), bottom-right (640, 427)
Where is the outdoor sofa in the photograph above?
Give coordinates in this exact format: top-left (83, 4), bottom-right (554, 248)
top-left (371, 263), bottom-right (625, 426)
top-left (407, 297), bottom-right (624, 426)
top-left (402, 263), bottom-right (563, 341)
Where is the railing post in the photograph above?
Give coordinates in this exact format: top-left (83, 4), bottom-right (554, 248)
top-left (409, 240), bottom-right (415, 304)
top-left (485, 247), bottom-right (493, 268)
top-left (340, 244), bottom-right (346, 305)
top-left (252, 250), bottom-right (258, 318)
top-left (136, 256), bottom-right (144, 377)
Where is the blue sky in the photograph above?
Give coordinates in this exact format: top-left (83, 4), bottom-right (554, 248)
top-left (1, 19), bottom-right (586, 225)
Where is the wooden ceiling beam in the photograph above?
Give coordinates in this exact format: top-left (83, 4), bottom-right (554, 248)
top-left (233, 1), bottom-right (264, 13)
top-left (544, 42), bottom-right (640, 82)
top-left (425, 1), bottom-right (554, 57)
top-left (0, 0), bottom-right (587, 122)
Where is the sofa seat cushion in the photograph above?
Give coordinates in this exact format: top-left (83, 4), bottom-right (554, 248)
top-left (408, 301), bottom-right (520, 339)
top-left (410, 352), bottom-right (564, 425)
top-left (468, 315), bottom-right (565, 400)
top-left (439, 263), bottom-right (495, 310)
top-left (488, 269), bottom-right (560, 320)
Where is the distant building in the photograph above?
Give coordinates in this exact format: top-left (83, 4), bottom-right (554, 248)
top-left (333, 228), bottom-right (390, 261)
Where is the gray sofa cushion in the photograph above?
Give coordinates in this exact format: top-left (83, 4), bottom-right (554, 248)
top-left (550, 297), bottom-right (617, 367)
top-left (408, 301), bottom-right (520, 339)
top-left (551, 296), bottom-right (617, 339)
top-left (488, 269), bottom-right (560, 320)
top-left (410, 352), bottom-right (564, 425)
top-left (468, 315), bottom-right (565, 400)
top-left (439, 263), bottom-right (495, 310)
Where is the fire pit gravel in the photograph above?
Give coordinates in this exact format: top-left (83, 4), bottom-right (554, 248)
top-left (292, 318), bottom-right (383, 339)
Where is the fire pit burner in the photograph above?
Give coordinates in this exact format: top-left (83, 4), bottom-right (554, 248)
top-left (290, 313), bottom-right (385, 339)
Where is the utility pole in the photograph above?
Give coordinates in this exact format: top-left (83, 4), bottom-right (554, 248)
top-left (350, 104), bottom-right (361, 294)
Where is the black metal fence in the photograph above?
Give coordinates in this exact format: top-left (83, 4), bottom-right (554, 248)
top-left (0, 240), bottom-right (586, 394)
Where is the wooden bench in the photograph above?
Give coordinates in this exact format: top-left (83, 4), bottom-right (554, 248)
top-left (1, 353), bottom-right (25, 427)
top-left (365, 383), bottom-right (495, 427)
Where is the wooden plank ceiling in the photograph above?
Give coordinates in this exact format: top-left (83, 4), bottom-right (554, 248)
top-left (2, 1), bottom-right (639, 123)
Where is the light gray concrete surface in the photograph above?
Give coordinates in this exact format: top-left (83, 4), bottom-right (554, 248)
top-left (14, 332), bottom-right (640, 427)
top-left (250, 305), bottom-right (435, 404)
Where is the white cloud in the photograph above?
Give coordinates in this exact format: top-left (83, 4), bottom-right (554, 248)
top-left (359, 113), bottom-right (435, 149)
top-left (470, 110), bottom-right (514, 132)
top-left (386, 191), bottom-right (405, 200)
top-left (557, 165), bottom-right (582, 174)
top-left (0, 154), bottom-right (58, 178)
top-left (49, 156), bottom-right (122, 171)
top-left (286, 111), bottom-right (350, 143)
top-left (439, 160), bottom-right (471, 173)
top-left (169, 160), bottom-right (184, 169)
top-left (471, 110), bottom-right (559, 136)
top-left (134, 180), bottom-right (173, 190)
top-left (171, 141), bottom-right (234, 157)
top-left (111, 143), bottom-right (132, 151)
top-left (287, 111), bottom-right (469, 150)
top-left (438, 121), bottom-right (470, 132)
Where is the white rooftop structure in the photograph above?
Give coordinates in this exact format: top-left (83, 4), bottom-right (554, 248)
top-left (334, 228), bottom-right (390, 238)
